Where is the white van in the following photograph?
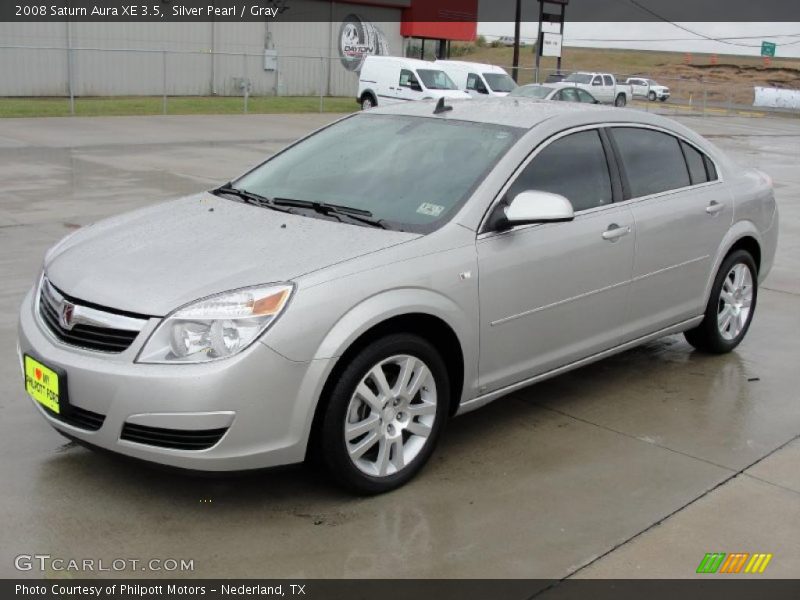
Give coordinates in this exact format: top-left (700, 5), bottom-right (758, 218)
top-left (435, 61), bottom-right (517, 97)
top-left (357, 56), bottom-right (471, 110)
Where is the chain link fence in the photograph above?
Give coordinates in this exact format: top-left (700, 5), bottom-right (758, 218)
top-left (1, 45), bottom-right (797, 118)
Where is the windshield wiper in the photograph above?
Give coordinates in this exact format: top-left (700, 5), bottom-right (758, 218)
top-left (212, 184), bottom-right (293, 214)
top-left (272, 198), bottom-right (388, 229)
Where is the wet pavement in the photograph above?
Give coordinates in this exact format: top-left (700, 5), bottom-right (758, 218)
top-left (0, 112), bottom-right (798, 579)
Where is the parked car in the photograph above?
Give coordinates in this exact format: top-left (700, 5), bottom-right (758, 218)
top-left (435, 60), bottom-right (517, 97)
top-left (497, 36), bottom-right (526, 47)
top-left (509, 83), bottom-right (599, 103)
top-left (20, 99), bottom-right (777, 494)
top-left (544, 72), bottom-right (568, 83)
top-left (357, 56), bottom-right (470, 110)
top-left (626, 77), bottom-right (671, 102)
top-left (562, 72), bottom-right (632, 107)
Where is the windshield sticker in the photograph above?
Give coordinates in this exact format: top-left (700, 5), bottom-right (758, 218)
top-left (417, 203), bottom-right (445, 217)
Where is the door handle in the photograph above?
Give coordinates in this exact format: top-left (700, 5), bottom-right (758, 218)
top-left (706, 201), bottom-right (724, 215)
top-left (602, 224), bottom-right (631, 241)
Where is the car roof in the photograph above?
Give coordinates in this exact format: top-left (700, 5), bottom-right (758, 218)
top-left (363, 56), bottom-right (444, 69)
top-left (367, 97), bottom-right (678, 131)
top-left (435, 60), bottom-right (508, 73)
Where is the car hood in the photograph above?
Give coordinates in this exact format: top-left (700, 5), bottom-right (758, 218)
top-left (45, 193), bottom-right (420, 316)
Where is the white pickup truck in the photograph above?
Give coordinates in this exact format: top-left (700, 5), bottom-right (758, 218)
top-left (559, 72), bottom-right (632, 107)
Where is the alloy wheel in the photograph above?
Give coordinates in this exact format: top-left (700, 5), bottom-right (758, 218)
top-left (717, 263), bottom-right (753, 340)
top-left (344, 354), bottom-right (437, 477)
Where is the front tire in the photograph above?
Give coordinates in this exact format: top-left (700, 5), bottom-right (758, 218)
top-left (615, 93), bottom-right (627, 107)
top-left (684, 250), bottom-right (757, 354)
top-left (319, 334), bottom-right (449, 494)
top-left (648, 91), bottom-right (657, 102)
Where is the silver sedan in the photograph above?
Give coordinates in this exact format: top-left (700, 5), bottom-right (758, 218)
top-left (18, 98), bottom-right (778, 494)
top-left (509, 83), bottom-right (599, 103)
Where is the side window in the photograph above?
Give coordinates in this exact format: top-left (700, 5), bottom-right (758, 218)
top-left (399, 69), bottom-right (419, 89)
top-left (612, 128), bottom-right (691, 197)
top-left (507, 130), bottom-right (613, 212)
top-left (603, 75), bottom-right (614, 86)
top-left (467, 73), bottom-right (487, 94)
top-left (680, 140), bottom-right (709, 185)
top-left (704, 155), bottom-right (718, 181)
top-left (592, 76), bottom-right (602, 86)
top-left (576, 89), bottom-right (595, 103)
top-left (559, 88), bottom-right (579, 102)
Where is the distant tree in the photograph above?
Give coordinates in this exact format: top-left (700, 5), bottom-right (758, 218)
top-left (476, 35), bottom-right (487, 48)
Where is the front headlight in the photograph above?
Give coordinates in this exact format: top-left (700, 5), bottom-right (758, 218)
top-left (136, 283), bottom-right (294, 364)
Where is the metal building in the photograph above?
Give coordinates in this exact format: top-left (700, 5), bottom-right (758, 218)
top-left (0, 0), bottom-right (477, 98)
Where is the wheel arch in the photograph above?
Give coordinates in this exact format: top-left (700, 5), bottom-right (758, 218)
top-left (359, 89), bottom-right (377, 105)
top-left (704, 223), bottom-right (763, 305)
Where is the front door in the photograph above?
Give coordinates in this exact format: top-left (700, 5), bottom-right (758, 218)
top-left (477, 129), bottom-right (636, 392)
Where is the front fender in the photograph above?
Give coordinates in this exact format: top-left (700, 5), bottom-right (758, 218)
top-left (311, 287), bottom-right (478, 404)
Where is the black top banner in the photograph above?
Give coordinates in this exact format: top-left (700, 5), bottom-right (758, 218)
top-left (2, 0), bottom-right (800, 23)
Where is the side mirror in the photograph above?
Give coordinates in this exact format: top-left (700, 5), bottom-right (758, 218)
top-left (493, 191), bottom-right (574, 230)
top-left (410, 81), bottom-right (422, 92)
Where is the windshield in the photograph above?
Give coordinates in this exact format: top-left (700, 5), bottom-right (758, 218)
top-left (564, 73), bottom-right (593, 84)
top-left (509, 85), bottom-right (552, 99)
top-left (234, 114), bottom-right (522, 233)
top-left (647, 79), bottom-right (660, 86)
top-left (483, 73), bottom-right (517, 93)
top-left (417, 69), bottom-right (458, 90)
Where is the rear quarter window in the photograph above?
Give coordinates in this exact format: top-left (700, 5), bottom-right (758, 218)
top-left (611, 127), bottom-right (691, 198)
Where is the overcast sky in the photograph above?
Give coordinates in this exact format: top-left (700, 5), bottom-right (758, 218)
top-left (477, 22), bottom-right (800, 58)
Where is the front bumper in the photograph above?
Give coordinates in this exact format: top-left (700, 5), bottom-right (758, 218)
top-left (17, 288), bottom-right (332, 471)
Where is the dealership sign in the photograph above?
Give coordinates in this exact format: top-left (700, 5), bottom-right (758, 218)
top-left (542, 32), bottom-right (562, 57)
top-left (338, 14), bottom-right (390, 72)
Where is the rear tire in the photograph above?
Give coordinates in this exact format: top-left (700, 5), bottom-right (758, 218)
top-left (684, 250), bottom-right (758, 354)
top-left (615, 93), bottom-right (627, 107)
top-left (319, 334), bottom-right (449, 495)
top-left (360, 94), bottom-right (376, 110)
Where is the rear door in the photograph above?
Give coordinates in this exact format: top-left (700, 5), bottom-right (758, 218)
top-left (608, 126), bottom-right (732, 340)
top-left (477, 128), bottom-right (635, 392)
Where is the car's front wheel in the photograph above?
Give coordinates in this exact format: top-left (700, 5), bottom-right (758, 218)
top-left (319, 334), bottom-right (449, 494)
top-left (648, 91), bottom-right (657, 101)
top-left (685, 250), bottom-right (758, 353)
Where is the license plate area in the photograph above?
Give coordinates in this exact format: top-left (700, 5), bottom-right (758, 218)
top-left (24, 354), bottom-right (66, 415)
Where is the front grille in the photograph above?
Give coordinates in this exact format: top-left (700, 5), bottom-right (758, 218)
top-left (120, 423), bottom-right (228, 451)
top-left (38, 278), bottom-right (147, 353)
top-left (45, 405), bottom-right (106, 431)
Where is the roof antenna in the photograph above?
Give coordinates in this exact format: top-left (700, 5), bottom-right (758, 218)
top-left (433, 97), bottom-right (453, 115)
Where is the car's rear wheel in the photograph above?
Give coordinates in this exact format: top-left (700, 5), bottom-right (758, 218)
top-left (615, 93), bottom-right (627, 107)
top-left (648, 91), bottom-right (657, 101)
top-left (360, 95), bottom-right (375, 110)
top-left (319, 334), bottom-right (449, 494)
top-left (684, 250), bottom-right (758, 354)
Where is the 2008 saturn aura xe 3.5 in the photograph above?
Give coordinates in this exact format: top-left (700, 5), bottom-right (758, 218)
top-left (19, 98), bottom-right (778, 493)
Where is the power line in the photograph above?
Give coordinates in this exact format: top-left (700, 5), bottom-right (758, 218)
top-left (621, 0), bottom-right (797, 48)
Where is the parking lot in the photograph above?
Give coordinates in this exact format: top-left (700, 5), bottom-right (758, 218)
top-left (0, 110), bottom-right (798, 579)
